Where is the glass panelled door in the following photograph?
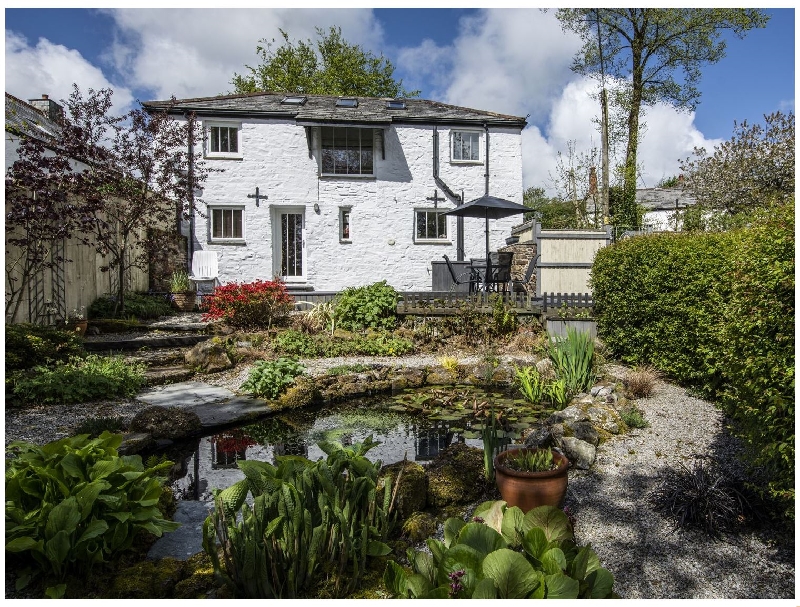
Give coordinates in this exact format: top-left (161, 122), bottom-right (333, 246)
top-left (280, 212), bottom-right (304, 279)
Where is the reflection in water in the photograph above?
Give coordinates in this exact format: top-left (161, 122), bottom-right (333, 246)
top-left (167, 388), bottom-right (532, 502)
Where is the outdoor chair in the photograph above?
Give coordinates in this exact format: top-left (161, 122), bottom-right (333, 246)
top-left (442, 254), bottom-right (479, 293)
top-left (190, 250), bottom-right (219, 294)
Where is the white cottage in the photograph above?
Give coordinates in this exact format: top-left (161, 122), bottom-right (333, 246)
top-left (142, 93), bottom-right (526, 293)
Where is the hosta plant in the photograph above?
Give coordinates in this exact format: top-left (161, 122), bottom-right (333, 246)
top-left (384, 501), bottom-right (615, 599)
top-left (203, 436), bottom-right (394, 598)
top-left (5, 432), bottom-right (179, 598)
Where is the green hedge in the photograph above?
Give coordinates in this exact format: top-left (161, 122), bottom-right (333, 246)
top-left (590, 201), bottom-right (794, 519)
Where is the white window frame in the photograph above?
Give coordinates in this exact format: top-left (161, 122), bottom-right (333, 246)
top-left (339, 206), bottom-right (352, 243)
top-left (450, 129), bottom-right (482, 164)
top-left (204, 120), bottom-right (242, 159)
top-left (414, 208), bottom-right (449, 244)
top-left (208, 205), bottom-right (245, 243)
top-left (319, 126), bottom-right (375, 177)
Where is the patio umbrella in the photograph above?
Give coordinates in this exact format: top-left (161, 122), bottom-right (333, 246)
top-left (442, 194), bottom-right (528, 289)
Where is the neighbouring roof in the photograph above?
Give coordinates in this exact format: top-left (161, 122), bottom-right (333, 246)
top-left (141, 91), bottom-right (528, 128)
top-left (5, 93), bottom-right (61, 142)
top-left (636, 187), bottom-right (696, 212)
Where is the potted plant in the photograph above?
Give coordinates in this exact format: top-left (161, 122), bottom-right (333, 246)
top-left (170, 269), bottom-right (196, 312)
top-left (62, 306), bottom-right (88, 336)
top-left (493, 447), bottom-right (569, 512)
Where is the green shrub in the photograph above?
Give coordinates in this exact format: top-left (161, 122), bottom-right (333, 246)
top-left (203, 437), bottom-right (393, 598)
top-left (5, 324), bottom-right (85, 373)
top-left (5, 432), bottom-right (180, 598)
top-left (241, 357), bottom-right (305, 399)
top-left (591, 201), bottom-right (794, 519)
top-left (491, 294), bottom-right (518, 335)
top-left (384, 501), bottom-right (615, 598)
top-left (88, 292), bottom-right (173, 320)
top-left (326, 363), bottom-right (373, 376)
top-left (12, 355), bottom-right (146, 405)
top-left (333, 281), bottom-right (399, 332)
top-left (618, 405), bottom-right (649, 429)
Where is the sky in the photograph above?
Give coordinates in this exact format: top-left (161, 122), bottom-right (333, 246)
top-left (4, 6), bottom-right (795, 194)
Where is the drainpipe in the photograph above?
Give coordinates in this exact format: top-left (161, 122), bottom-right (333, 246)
top-left (185, 113), bottom-right (195, 271)
top-left (432, 126), bottom-right (464, 259)
top-left (484, 122), bottom-right (490, 196)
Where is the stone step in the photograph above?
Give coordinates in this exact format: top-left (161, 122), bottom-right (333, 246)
top-left (145, 365), bottom-right (195, 387)
top-left (84, 334), bottom-right (211, 352)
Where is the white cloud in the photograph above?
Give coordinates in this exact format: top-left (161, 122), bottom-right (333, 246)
top-left (5, 30), bottom-right (134, 113)
top-left (104, 8), bottom-right (384, 100)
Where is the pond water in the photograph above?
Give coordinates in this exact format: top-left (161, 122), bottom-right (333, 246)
top-left (166, 384), bottom-right (547, 501)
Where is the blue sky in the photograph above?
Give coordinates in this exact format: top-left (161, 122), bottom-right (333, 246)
top-left (4, 7), bottom-right (795, 192)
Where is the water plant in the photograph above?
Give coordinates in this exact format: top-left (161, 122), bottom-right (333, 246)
top-left (202, 436), bottom-right (393, 598)
top-left (515, 366), bottom-right (545, 404)
top-left (547, 327), bottom-right (595, 396)
top-left (545, 377), bottom-right (569, 410)
top-left (5, 432), bottom-right (179, 598)
top-left (383, 501), bottom-right (615, 598)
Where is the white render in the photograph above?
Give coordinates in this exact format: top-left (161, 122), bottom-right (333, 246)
top-left (191, 118), bottom-right (524, 292)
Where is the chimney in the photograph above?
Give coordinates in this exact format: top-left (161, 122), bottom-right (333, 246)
top-left (28, 94), bottom-right (64, 123)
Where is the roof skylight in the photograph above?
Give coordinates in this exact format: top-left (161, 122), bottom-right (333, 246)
top-left (335, 98), bottom-right (358, 108)
top-left (386, 100), bottom-right (406, 110)
top-left (281, 95), bottom-right (307, 105)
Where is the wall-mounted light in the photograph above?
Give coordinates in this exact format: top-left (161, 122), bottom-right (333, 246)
top-left (313, 203), bottom-right (320, 214)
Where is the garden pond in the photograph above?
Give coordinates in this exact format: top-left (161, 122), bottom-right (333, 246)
top-left (164, 384), bottom-right (549, 501)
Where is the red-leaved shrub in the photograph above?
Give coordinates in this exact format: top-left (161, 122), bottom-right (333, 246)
top-left (201, 280), bottom-right (294, 329)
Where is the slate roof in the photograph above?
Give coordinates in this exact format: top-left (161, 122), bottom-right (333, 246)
top-left (5, 93), bottom-right (61, 142)
top-left (142, 92), bottom-right (527, 128)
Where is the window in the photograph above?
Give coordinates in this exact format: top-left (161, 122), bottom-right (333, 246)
top-left (281, 95), bottom-right (307, 105)
top-left (321, 127), bottom-right (374, 176)
top-left (415, 209), bottom-right (448, 242)
top-left (210, 206), bottom-right (244, 241)
top-left (339, 207), bottom-right (351, 242)
top-left (451, 130), bottom-right (481, 162)
top-left (335, 98), bottom-right (358, 108)
top-left (205, 121), bottom-right (241, 159)
top-left (386, 99), bottom-right (406, 110)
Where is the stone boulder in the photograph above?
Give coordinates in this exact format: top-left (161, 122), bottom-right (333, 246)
top-left (130, 406), bottom-right (202, 441)
top-left (275, 375), bottom-right (322, 410)
top-left (560, 437), bottom-right (596, 469)
top-left (426, 443), bottom-right (488, 508)
top-left (184, 339), bottom-right (234, 373)
top-left (380, 460), bottom-right (428, 519)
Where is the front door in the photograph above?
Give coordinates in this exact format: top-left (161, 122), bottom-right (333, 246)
top-left (274, 209), bottom-right (305, 282)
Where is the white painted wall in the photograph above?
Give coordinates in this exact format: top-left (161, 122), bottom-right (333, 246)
top-left (192, 118), bottom-right (524, 292)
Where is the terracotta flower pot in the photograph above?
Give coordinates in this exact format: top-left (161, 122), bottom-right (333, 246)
top-left (172, 292), bottom-right (197, 312)
top-left (64, 320), bottom-right (88, 337)
top-left (493, 448), bottom-right (569, 512)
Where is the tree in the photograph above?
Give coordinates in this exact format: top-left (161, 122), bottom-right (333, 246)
top-left (556, 9), bottom-right (769, 228)
top-left (523, 186), bottom-right (582, 230)
top-left (5, 132), bottom-right (87, 322)
top-left (231, 26), bottom-right (419, 98)
top-left (58, 86), bottom-right (211, 316)
top-left (680, 111), bottom-right (795, 216)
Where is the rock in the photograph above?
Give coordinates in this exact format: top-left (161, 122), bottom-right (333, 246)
top-left (561, 437), bottom-right (596, 469)
top-left (426, 370), bottom-right (455, 385)
top-left (119, 432), bottom-right (155, 455)
top-left (173, 553), bottom-right (217, 599)
top-left (523, 422), bottom-right (564, 449)
top-left (380, 460), bottom-right (428, 519)
top-left (184, 339), bottom-right (233, 373)
top-left (109, 558), bottom-right (185, 599)
top-left (86, 325), bottom-right (101, 336)
top-left (535, 358), bottom-right (555, 380)
top-left (569, 421), bottom-right (599, 446)
top-left (426, 443), bottom-right (488, 508)
top-left (401, 512), bottom-right (437, 543)
top-left (549, 404), bottom-right (586, 426)
top-left (129, 406), bottom-right (202, 440)
top-left (586, 405), bottom-right (622, 434)
top-left (275, 376), bottom-right (322, 410)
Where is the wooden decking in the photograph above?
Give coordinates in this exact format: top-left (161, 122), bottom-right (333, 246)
top-left (290, 290), bottom-right (594, 316)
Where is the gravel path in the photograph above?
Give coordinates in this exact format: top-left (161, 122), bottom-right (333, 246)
top-left (4, 357), bottom-right (794, 599)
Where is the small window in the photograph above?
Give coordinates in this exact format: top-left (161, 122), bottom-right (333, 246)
top-left (281, 95), bottom-right (307, 105)
top-left (414, 209), bottom-right (448, 242)
top-left (205, 122), bottom-right (242, 159)
top-left (339, 207), bottom-right (351, 242)
top-left (321, 126), bottom-right (374, 176)
top-left (452, 130), bottom-right (481, 162)
top-left (336, 98), bottom-right (358, 108)
top-left (386, 99), bottom-right (406, 110)
top-left (210, 206), bottom-right (244, 241)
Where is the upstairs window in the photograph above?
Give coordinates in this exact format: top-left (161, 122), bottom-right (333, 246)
top-left (205, 121), bottom-right (242, 159)
top-left (414, 209), bottom-right (448, 242)
top-left (451, 130), bottom-right (480, 162)
top-left (321, 127), bottom-right (374, 176)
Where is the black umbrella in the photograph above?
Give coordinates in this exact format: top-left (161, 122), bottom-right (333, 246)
top-left (443, 195), bottom-right (528, 289)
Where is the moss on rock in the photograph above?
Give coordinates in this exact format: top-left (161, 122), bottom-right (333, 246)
top-left (380, 460), bottom-right (427, 519)
top-left (275, 375), bottom-right (322, 410)
top-left (173, 553), bottom-right (217, 599)
top-left (109, 558), bottom-right (185, 598)
top-left (129, 406), bottom-right (202, 440)
top-left (426, 443), bottom-right (488, 508)
top-left (401, 512), bottom-right (437, 543)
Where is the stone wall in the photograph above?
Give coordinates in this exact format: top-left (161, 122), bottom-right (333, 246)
top-left (498, 241), bottom-right (537, 293)
top-left (184, 118), bottom-right (524, 292)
